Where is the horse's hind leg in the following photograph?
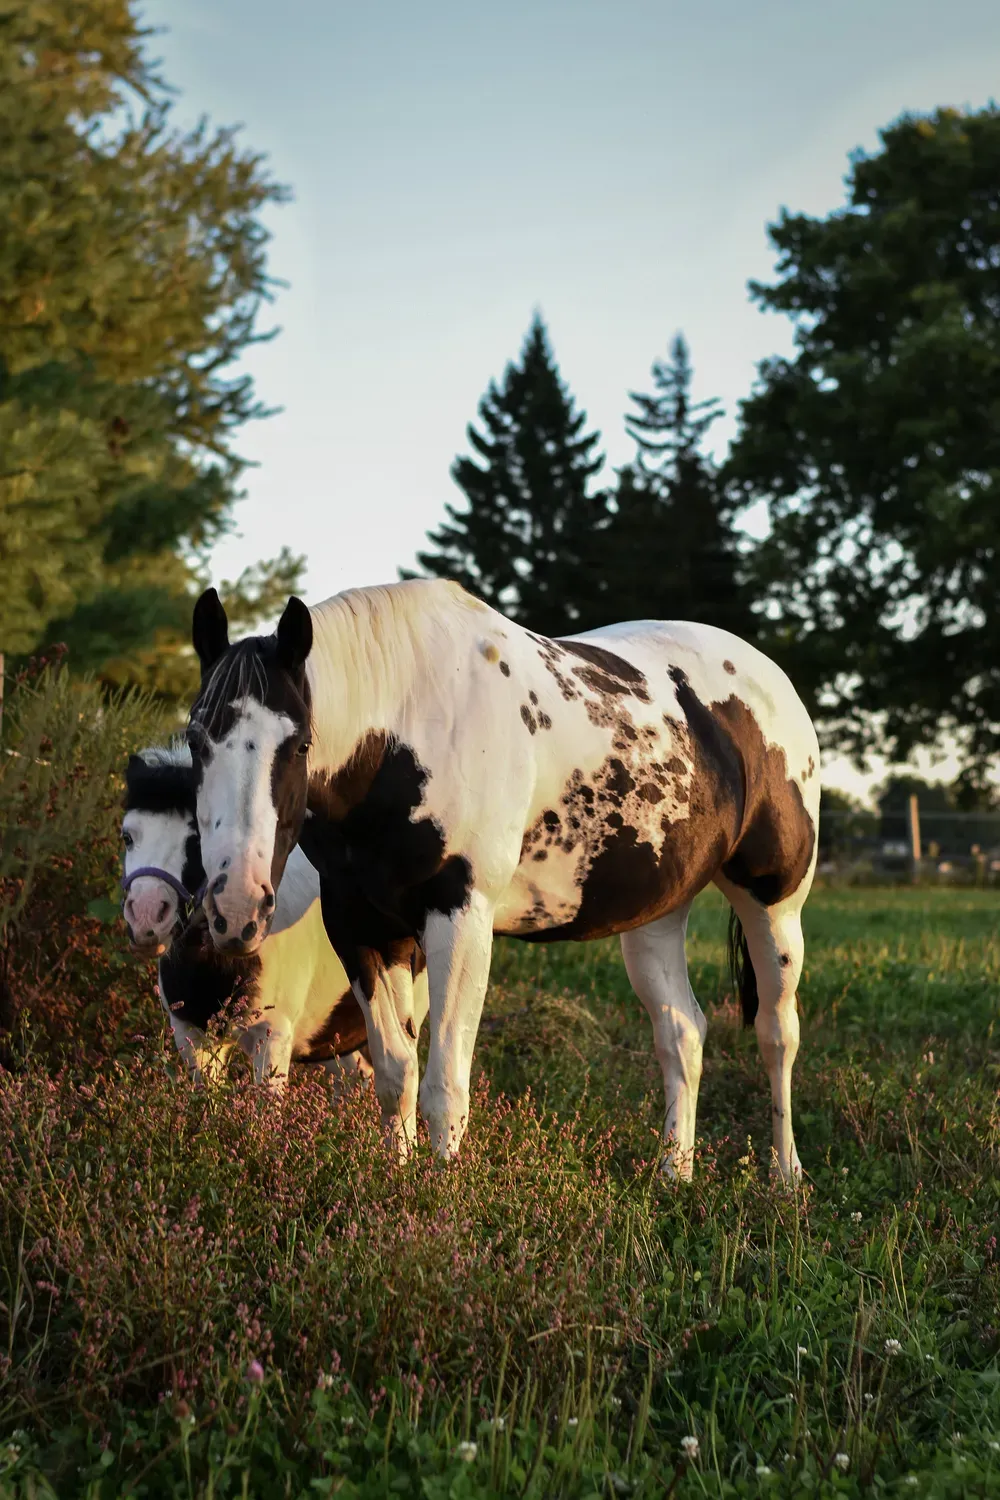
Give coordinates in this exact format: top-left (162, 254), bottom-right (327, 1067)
top-left (620, 903), bottom-right (706, 1181)
top-left (715, 874), bottom-right (808, 1183)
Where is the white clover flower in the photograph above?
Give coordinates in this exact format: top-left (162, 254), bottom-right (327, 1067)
top-left (608, 1395), bottom-right (622, 1410)
top-left (884, 1338), bottom-right (902, 1356)
top-left (455, 1441), bottom-right (477, 1463)
top-left (841, 1166), bottom-right (849, 1177)
top-left (316, 1371), bottom-right (336, 1391)
top-left (493, 1416), bottom-right (506, 1431)
top-left (834, 1452), bottom-right (850, 1471)
top-left (566, 1417), bottom-right (578, 1429)
top-left (796, 1345), bottom-right (808, 1357)
top-left (342, 1416), bottom-right (355, 1431)
top-left (851, 1211), bottom-right (863, 1224)
top-left (864, 1392), bottom-right (874, 1406)
top-left (680, 1435), bottom-right (699, 1460)
top-left (904, 1477), bottom-right (918, 1487)
top-left (756, 1462), bottom-right (772, 1476)
top-left (989, 1440), bottom-right (1000, 1453)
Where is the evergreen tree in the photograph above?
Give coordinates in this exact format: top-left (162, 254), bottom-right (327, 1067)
top-left (602, 336), bottom-right (749, 633)
top-left (409, 316), bottom-right (607, 634)
top-left (0, 1), bottom-right (301, 698)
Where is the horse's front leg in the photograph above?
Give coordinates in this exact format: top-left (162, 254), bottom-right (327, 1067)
top-left (354, 947), bottom-right (420, 1156)
top-left (419, 891), bottom-right (494, 1159)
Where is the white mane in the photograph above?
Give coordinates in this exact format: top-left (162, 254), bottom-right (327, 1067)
top-left (307, 579), bottom-right (488, 767)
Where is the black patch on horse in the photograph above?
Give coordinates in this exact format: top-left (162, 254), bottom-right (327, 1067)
top-left (305, 740), bottom-right (464, 999)
top-left (124, 756), bottom-right (197, 818)
top-left (159, 922), bottom-right (263, 1033)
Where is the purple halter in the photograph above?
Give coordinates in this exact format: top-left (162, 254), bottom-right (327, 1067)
top-left (121, 866), bottom-right (206, 923)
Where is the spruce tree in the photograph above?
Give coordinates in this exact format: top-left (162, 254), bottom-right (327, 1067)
top-left (603, 335), bottom-right (749, 634)
top-left (0, 1), bottom-right (301, 697)
top-left (410, 316), bottom-right (607, 635)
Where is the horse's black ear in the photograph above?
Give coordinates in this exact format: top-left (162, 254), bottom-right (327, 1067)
top-left (276, 596), bottom-right (312, 672)
top-left (192, 588), bottom-right (229, 673)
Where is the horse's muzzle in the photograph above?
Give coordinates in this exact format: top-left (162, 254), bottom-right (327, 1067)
top-left (203, 878), bottom-right (275, 954)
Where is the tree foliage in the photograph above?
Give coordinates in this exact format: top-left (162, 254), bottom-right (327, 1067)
top-left (603, 335), bottom-right (750, 634)
top-left (409, 316), bottom-right (606, 634)
top-left (0, 0), bottom-right (302, 695)
top-left (728, 106), bottom-right (1000, 771)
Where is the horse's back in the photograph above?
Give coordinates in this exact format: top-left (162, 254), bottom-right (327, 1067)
top-left (494, 615), bottom-right (819, 941)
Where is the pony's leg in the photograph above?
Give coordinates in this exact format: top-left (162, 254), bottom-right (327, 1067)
top-left (320, 1049), bottom-right (374, 1093)
top-left (240, 1022), bottom-right (294, 1093)
top-left (168, 1013), bottom-right (233, 1085)
top-left (715, 875), bottom-right (808, 1183)
top-left (419, 891), bottom-right (494, 1159)
top-left (620, 904), bottom-right (706, 1181)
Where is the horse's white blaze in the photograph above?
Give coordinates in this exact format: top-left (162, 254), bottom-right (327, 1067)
top-left (197, 698), bottom-right (295, 940)
top-left (122, 807), bottom-right (193, 949)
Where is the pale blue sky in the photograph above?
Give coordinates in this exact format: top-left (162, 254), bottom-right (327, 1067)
top-left (155, 0), bottom-right (999, 795)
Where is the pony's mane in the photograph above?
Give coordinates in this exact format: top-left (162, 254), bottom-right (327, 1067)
top-left (137, 740), bottom-right (192, 770)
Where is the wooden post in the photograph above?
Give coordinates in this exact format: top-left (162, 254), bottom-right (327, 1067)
top-left (908, 793), bottom-right (921, 882)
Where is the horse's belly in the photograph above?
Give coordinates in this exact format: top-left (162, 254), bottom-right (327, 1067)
top-left (494, 844), bottom-right (587, 936)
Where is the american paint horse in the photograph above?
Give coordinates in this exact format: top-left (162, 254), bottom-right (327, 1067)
top-left (121, 744), bottom-right (428, 1088)
top-left (186, 579), bottom-right (819, 1179)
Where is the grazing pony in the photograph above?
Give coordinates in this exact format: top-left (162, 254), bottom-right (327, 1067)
top-left (186, 580), bottom-right (819, 1179)
top-left (121, 745), bottom-right (428, 1089)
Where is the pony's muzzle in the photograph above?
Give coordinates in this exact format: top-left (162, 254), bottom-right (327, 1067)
top-left (123, 887), bottom-right (176, 957)
top-left (204, 878), bottom-right (275, 954)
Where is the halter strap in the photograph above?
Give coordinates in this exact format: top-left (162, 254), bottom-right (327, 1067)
top-left (121, 866), bottom-right (206, 912)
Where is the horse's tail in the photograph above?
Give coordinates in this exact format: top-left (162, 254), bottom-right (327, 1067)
top-left (727, 910), bottom-right (758, 1028)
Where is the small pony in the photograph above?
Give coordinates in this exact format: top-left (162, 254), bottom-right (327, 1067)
top-left (121, 744), bottom-right (428, 1088)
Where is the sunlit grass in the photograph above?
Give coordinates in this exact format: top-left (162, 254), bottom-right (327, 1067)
top-left (2, 887), bottom-right (1000, 1496)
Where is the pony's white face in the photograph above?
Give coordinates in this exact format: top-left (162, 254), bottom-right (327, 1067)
top-left (120, 752), bottom-right (202, 958)
top-left (188, 590), bottom-right (313, 955)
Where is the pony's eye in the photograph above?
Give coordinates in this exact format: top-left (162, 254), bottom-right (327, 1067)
top-left (297, 741), bottom-right (311, 757)
top-left (122, 831), bottom-right (134, 850)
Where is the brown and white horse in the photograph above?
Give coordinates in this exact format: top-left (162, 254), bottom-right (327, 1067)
top-left (185, 579), bottom-right (819, 1180)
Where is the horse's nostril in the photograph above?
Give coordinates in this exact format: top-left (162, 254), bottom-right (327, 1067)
top-left (213, 916), bottom-right (227, 935)
top-left (241, 920), bottom-right (257, 943)
top-left (212, 874), bottom-right (227, 896)
top-left (263, 891), bottom-right (275, 909)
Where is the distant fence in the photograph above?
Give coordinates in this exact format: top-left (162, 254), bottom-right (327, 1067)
top-left (820, 794), bottom-right (1000, 886)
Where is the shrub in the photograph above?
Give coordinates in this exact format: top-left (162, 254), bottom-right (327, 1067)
top-left (0, 660), bottom-right (168, 1063)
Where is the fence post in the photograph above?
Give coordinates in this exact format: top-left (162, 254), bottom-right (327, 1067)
top-left (908, 793), bottom-right (921, 883)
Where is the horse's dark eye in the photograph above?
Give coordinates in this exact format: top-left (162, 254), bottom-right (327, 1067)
top-left (297, 741), bottom-right (311, 757)
top-left (122, 831), bottom-right (134, 850)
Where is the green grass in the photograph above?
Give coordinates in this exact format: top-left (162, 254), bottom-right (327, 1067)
top-left (3, 887), bottom-right (1000, 1497)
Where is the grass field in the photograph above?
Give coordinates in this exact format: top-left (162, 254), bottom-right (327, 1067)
top-left (2, 886), bottom-right (1000, 1497)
